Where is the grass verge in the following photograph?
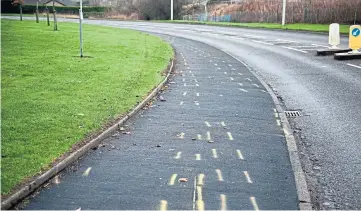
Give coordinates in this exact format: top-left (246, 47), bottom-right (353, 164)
top-left (1, 19), bottom-right (173, 194)
top-left (161, 20), bottom-right (350, 34)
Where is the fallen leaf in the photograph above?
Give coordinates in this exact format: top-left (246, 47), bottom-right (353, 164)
top-left (178, 178), bottom-right (188, 182)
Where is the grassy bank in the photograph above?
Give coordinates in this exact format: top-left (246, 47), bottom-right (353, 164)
top-left (1, 19), bottom-right (173, 194)
top-left (162, 20), bottom-right (350, 34)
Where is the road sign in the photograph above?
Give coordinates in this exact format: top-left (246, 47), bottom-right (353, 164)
top-left (349, 25), bottom-right (361, 51)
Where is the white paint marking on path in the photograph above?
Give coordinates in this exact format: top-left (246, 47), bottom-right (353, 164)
top-left (252, 40), bottom-right (274, 46)
top-left (282, 46), bottom-right (308, 53)
top-left (236, 150), bottom-right (244, 160)
top-left (347, 63), bottom-right (361, 69)
top-left (183, 92), bottom-right (187, 96)
top-left (83, 167), bottom-right (92, 176)
top-left (238, 83), bottom-right (244, 86)
top-left (243, 171), bottom-right (253, 183)
top-left (239, 88), bottom-right (248, 92)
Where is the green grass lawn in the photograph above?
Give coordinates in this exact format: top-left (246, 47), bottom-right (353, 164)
top-left (162, 20), bottom-right (350, 34)
top-left (1, 19), bottom-right (173, 194)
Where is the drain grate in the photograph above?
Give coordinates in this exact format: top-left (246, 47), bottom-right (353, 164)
top-left (284, 110), bottom-right (302, 117)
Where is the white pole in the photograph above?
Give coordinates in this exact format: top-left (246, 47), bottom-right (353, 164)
top-left (171, 0), bottom-right (173, 20)
top-left (79, 0), bottom-right (83, 57)
top-left (282, 0), bottom-right (286, 26)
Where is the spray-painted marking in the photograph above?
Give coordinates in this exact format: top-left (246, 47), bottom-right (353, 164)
top-left (239, 88), bottom-right (248, 92)
top-left (261, 90), bottom-right (267, 93)
top-left (230, 77), bottom-right (234, 81)
top-left (221, 121), bottom-right (226, 127)
top-left (243, 171), bottom-right (253, 183)
top-left (238, 73), bottom-right (243, 76)
top-left (246, 78), bottom-right (252, 82)
top-left (174, 152), bottom-right (182, 159)
top-left (252, 40), bottom-right (274, 46)
top-left (160, 200), bottom-right (168, 211)
top-left (194, 79), bottom-right (198, 83)
top-left (178, 132), bottom-right (185, 139)
top-left (197, 134), bottom-right (202, 140)
top-left (216, 169), bottom-right (224, 181)
top-left (220, 194), bottom-right (227, 211)
top-left (183, 92), bottom-right (187, 96)
top-left (196, 154), bottom-right (201, 160)
top-left (228, 64), bottom-right (232, 67)
top-left (83, 167), bottom-right (92, 176)
top-left (250, 197), bottom-right (259, 211)
top-left (168, 174), bottom-right (178, 185)
top-left (252, 84), bottom-right (260, 88)
top-left (224, 72), bottom-right (227, 75)
top-left (236, 150), bottom-right (244, 160)
top-left (184, 83), bottom-right (187, 87)
top-left (212, 149), bottom-right (218, 158)
top-left (238, 83), bottom-right (244, 86)
top-left (196, 84), bottom-right (199, 87)
top-left (214, 63), bottom-right (218, 66)
top-left (227, 132), bottom-right (234, 140)
top-left (205, 121), bottom-right (211, 127)
top-left (196, 93), bottom-right (200, 96)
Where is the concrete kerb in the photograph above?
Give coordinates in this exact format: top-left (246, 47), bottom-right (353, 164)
top-left (222, 51), bottom-right (313, 210)
top-left (1, 57), bottom-right (175, 210)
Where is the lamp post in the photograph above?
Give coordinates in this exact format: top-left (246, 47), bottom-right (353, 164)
top-left (171, 0), bottom-right (173, 20)
top-left (79, 0), bottom-right (83, 57)
top-left (282, 0), bottom-right (286, 26)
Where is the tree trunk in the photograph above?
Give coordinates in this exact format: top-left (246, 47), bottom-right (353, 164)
top-left (53, 1), bottom-right (58, 31)
top-left (20, 4), bottom-right (23, 21)
top-left (36, 2), bottom-right (39, 23)
top-left (46, 7), bottom-right (50, 26)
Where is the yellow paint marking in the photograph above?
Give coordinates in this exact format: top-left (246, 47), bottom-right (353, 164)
top-left (174, 152), bottom-right (182, 159)
top-left (274, 112), bottom-right (279, 118)
top-left (221, 121), bottom-right (226, 127)
top-left (236, 150), bottom-right (244, 160)
top-left (212, 149), bottom-right (218, 158)
top-left (168, 174), bottom-right (178, 185)
top-left (197, 174), bottom-right (205, 186)
top-left (196, 93), bottom-right (200, 96)
top-left (227, 132), bottom-right (234, 140)
top-left (216, 169), bottom-right (224, 181)
top-left (220, 194), bottom-right (227, 211)
top-left (243, 171), bottom-right (253, 183)
top-left (206, 132), bottom-right (211, 141)
top-left (183, 92), bottom-right (187, 96)
top-left (83, 167), bottom-right (92, 176)
top-left (205, 121), bottom-right (211, 127)
top-left (276, 119), bottom-right (281, 126)
top-left (160, 200), bottom-right (168, 211)
top-left (197, 134), bottom-right (202, 140)
top-left (196, 185), bottom-right (204, 211)
top-left (196, 154), bottom-right (201, 160)
top-left (250, 197), bottom-right (259, 211)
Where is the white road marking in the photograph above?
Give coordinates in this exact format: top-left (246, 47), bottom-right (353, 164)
top-left (236, 150), bottom-right (244, 160)
top-left (196, 154), bottom-right (201, 160)
top-left (183, 92), bottom-right (187, 96)
top-left (184, 83), bottom-right (187, 87)
top-left (238, 73), bottom-right (243, 76)
top-left (224, 72), bottom-right (227, 75)
top-left (83, 167), bottom-right (92, 176)
top-left (227, 132), bottom-right (234, 140)
top-left (180, 101), bottom-right (184, 105)
top-left (250, 197), bottom-right (259, 211)
top-left (246, 78), bottom-right (252, 82)
top-left (195, 101), bottom-right (199, 106)
top-left (252, 84), bottom-right (260, 88)
top-left (217, 67), bottom-right (221, 70)
top-left (205, 121), bottom-right (211, 127)
top-left (239, 88), bottom-right (248, 92)
top-left (182, 78), bottom-right (185, 82)
top-left (231, 68), bottom-right (236, 70)
top-left (276, 119), bottom-right (281, 126)
top-left (228, 64), bottom-right (232, 67)
top-left (220, 194), bottom-right (227, 211)
top-left (311, 44), bottom-right (329, 48)
top-left (238, 83), bottom-right (244, 86)
top-left (252, 40), bottom-right (274, 46)
top-left (214, 63), bottom-right (218, 66)
top-left (212, 149), bottom-right (218, 158)
top-left (274, 113), bottom-right (279, 118)
top-left (282, 46), bottom-right (308, 53)
top-left (243, 171), bottom-right (253, 183)
top-left (347, 63), bottom-right (361, 69)
top-left (196, 93), bottom-right (200, 96)
top-left (230, 77), bottom-right (234, 81)
top-left (174, 152), bottom-right (182, 159)
top-left (207, 131), bottom-right (211, 140)
top-left (216, 169), bottom-right (224, 181)
top-left (196, 84), bottom-right (199, 87)
top-left (221, 121), bottom-right (226, 127)
top-left (194, 79), bottom-right (198, 83)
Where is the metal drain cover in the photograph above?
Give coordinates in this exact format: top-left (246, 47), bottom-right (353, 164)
top-left (284, 110), bottom-right (302, 117)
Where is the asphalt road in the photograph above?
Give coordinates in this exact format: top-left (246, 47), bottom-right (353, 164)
top-left (22, 34), bottom-right (298, 210)
top-left (5, 17), bottom-right (361, 209)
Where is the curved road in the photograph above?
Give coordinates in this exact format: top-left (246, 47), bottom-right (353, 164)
top-left (5, 17), bottom-right (361, 209)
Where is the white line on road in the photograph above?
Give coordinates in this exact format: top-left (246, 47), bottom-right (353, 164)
top-left (252, 84), bottom-right (260, 88)
top-left (238, 83), bottom-right (244, 86)
top-left (227, 132), bottom-right (234, 140)
top-left (180, 101), bottom-right (184, 105)
top-left (238, 72), bottom-right (243, 76)
top-left (205, 121), bottom-right (211, 127)
top-left (252, 40), bottom-right (274, 46)
top-left (347, 63), bottom-right (361, 69)
top-left (196, 93), bottom-right (200, 96)
top-left (224, 72), bottom-right (227, 75)
top-left (183, 92), bottom-right (187, 96)
top-left (282, 46), bottom-right (308, 53)
top-left (250, 197), bottom-right (259, 211)
top-left (236, 150), bottom-right (244, 160)
top-left (221, 121), bottom-right (226, 127)
top-left (196, 84), bottom-right (199, 87)
top-left (239, 88), bottom-right (248, 92)
top-left (83, 167), bottom-right (92, 176)
top-left (246, 78), bottom-right (252, 82)
top-left (212, 149), bottom-right (218, 158)
top-left (243, 171), bottom-right (253, 183)
top-left (230, 77), bottom-right (234, 81)
top-left (174, 152), bottom-right (182, 159)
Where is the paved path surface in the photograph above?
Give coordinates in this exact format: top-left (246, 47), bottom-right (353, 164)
top-left (23, 36), bottom-right (298, 210)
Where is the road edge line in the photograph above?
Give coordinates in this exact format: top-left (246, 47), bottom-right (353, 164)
top-left (1, 57), bottom-right (175, 210)
top-left (223, 51), bottom-right (312, 210)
